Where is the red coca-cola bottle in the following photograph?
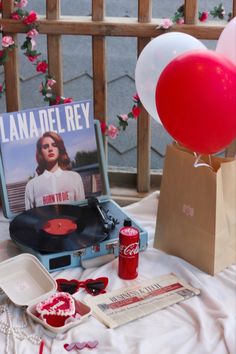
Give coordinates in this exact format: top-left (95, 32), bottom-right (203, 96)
top-left (118, 225), bottom-right (139, 280)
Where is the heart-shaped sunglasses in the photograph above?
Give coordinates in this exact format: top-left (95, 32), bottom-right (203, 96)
top-left (56, 277), bottom-right (108, 296)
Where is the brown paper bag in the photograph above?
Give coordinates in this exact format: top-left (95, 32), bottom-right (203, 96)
top-left (154, 144), bottom-right (236, 275)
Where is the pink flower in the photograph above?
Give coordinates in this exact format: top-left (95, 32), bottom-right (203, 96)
top-left (47, 78), bottom-right (56, 88)
top-left (50, 96), bottom-right (62, 105)
top-left (23, 11), bottom-right (37, 25)
top-left (107, 124), bottom-right (119, 139)
top-left (199, 11), bottom-right (209, 22)
top-left (119, 114), bottom-right (129, 121)
top-left (162, 18), bottom-right (173, 29)
top-left (132, 105), bottom-right (141, 118)
top-left (36, 61), bottom-right (48, 73)
top-left (100, 121), bottom-right (107, 134)
top-left (176, 18), bottom-right (184, 24)
top-left (133, 93), bottom-right (139, 102)
top-left (11, 12), bottom-right (21, 20)
top-left (15, 0), bottom-right (28, 8)
top-left (27, 28), bottom-right (39, 38)
top-left (27, 54), bottom-right (40, 62)
top-left (2, 36), bottom-right (14, 48)
top-left (63, 97), bottom-right (73, 103)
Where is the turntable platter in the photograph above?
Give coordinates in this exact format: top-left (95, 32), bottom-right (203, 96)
top-left (9, 204), bottom-right (109, 253)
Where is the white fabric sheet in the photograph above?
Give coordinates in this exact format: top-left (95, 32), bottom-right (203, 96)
top-left (0, 192), bottom-right (235, 354)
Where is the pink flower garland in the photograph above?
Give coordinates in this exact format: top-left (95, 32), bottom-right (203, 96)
top-left (0, 0), bottom-right (72, 104)
top-left (101, 94), bottom-right (141, 139)
top-left (158, 3), bottom-right (231, 30)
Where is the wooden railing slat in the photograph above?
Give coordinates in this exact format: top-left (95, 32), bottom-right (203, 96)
top-left (46, 0), bottom-right (60, 18)
top-left (2, 0), bottom-right (20, 112)
top-left (138, 0), bottom-right (152, 22)
top-left (184, 0), bottom-right (198, 24)
top-left (92, 0), bottom-right (107, 151)
top-left (92, 0), bottom-right (104, 21)
top-left (46, 0), bottom-right (63, 96)
top-left (0, 18), bottom-right (227, 39)
top-left (137, 0), bottom-right (151, 192)
top-left (92, 36), bottom-right (107, 122)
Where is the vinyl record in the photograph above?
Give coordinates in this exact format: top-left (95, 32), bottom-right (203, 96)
top-left (9, 204), bottom-right (109, 253)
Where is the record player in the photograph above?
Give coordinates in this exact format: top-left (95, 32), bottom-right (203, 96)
top-left (0, 100), bottom-right (148, 272)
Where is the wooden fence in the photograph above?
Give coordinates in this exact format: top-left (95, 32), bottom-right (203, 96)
top-left (0, 0), bottom-right (235, 204)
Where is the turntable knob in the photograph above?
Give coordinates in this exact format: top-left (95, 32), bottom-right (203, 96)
top-left (123, 218), bottom-right (132, 227)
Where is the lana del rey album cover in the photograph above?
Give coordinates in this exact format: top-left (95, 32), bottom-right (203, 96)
top-left (0, 100), bottom-right (104, 217)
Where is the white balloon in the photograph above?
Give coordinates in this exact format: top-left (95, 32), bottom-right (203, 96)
top-left (216, 17), bottom-right (236, 65)
top-left (135, 32), bottom-right (207, 123)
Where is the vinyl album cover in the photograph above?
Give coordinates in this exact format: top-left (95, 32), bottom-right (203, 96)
top-left (0, 100), bottom-right (104, 216)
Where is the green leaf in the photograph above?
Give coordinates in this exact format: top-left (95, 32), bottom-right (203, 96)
top-left (16, 8), bottom-right (28, 18)
top-left (21, 41), bottom-right (29, 50)
top-left (0, 51), bottom-right (9, 65)
top-left (26, 49), bottom-right (41, 57)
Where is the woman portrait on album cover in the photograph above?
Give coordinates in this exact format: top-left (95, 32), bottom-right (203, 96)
top-left (25, 131), bottom-right (85, 210)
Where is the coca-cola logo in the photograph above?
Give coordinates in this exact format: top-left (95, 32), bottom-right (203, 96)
top-left (120, 242), bottom-right (139, 256)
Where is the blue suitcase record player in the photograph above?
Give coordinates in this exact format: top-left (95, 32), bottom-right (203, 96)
top-left (0, 100), bottom-right (148, 272)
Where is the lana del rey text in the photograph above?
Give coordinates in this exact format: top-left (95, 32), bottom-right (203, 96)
top-left (0, 102), bottom-right (91, 143)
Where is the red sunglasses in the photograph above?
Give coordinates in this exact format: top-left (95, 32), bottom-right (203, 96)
top-left (56, 277), bottom-right (108, 296)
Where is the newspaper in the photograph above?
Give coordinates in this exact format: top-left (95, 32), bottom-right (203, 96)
top-left (84, 274), bottom-right (200, 328)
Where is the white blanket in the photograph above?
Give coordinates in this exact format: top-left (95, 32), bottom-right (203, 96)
top-left (0, 192), bottom-right (235, 354)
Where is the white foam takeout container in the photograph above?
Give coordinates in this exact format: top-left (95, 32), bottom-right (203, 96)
top-left (0, 253), bottom-right (91, 333)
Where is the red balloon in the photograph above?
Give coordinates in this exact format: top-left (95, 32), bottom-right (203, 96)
top-left (155, 50), bottom-right (236, 154)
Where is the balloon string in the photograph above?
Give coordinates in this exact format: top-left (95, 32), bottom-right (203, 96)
top-left (173, 141), bottom-right (213, 169)
top-left (193, 153), bottom-right (213, 169)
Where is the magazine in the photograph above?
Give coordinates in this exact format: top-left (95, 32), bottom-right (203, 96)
top-left (85, 274), bottom-right (200, 328)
